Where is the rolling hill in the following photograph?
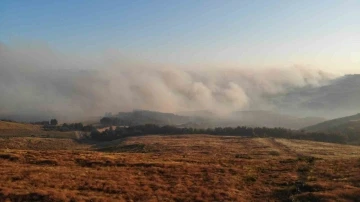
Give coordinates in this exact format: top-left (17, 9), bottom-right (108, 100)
top-left (303, 113), bottom-right (360, 131)
top-left (110, 110), bottom-right (325, 129)
top-left (0, 121), bottom-right (42, 136)
top-left (303, 113), bottom-right (360, 144)
top-left (0, 120), bottom-right (76, 139)
top-left (229, 110), bottom-right (326, 129)
top-left (272, 74), bottom-right (360, 118)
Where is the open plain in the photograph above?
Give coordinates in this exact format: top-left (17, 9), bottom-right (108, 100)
top-left (1, 134), bottom-right (360, 202)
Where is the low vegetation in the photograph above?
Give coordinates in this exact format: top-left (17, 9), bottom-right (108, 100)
top-left (304, 113), bottom-right (360, 145)
top-left (0, 120), bottom-right (42, 136)
top-left (0, 135), bottom-right (359, 201)
top-left (43, 122), bottom-right (95, 132)
top-left (1, 119), bottom-right (360, 201)
top-left (90, 124), bottom-right (352, 145)
top-left (0, 120), bottom-right (82, 139)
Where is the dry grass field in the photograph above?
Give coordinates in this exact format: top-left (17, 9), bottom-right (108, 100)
top-left (0, 121), bottom-right (76, 139)
top-left (0, 134), bottom-right (360, 202)
top-left (0, 121), bottom-right (42, 136)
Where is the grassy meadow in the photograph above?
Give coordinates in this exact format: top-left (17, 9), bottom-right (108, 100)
top-left (0, 133), bottom-right (359, 201)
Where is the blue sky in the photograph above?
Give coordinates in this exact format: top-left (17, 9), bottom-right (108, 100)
top-left (1, 0), bottom-right (359, 72)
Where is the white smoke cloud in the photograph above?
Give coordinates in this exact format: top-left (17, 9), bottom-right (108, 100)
top-left (0, 42), bottom-right (340, 121)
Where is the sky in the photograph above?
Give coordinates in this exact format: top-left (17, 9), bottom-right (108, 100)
top-left (1, 0), bottom-right (359, 73)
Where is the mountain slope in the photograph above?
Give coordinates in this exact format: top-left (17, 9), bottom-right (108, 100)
top-left (0, 121), bottom-right (42, 135)
top-left (230, 110), bottom-right (326, 129)
top-left (272, 74), bottom-right (360, 118)
top-left (0, 120), bottom-right (76, 138)
top-left (303, 113), bottom-right (360, 131)
top-left (115, 110), bottom-right (207, 126)
top-left (111, 110), bottom-right (326, 129)
top-left (303, 113), bottom-right (360, 144)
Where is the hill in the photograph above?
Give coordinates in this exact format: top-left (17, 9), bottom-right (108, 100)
top-left (0, 120), bottom-right (76, 139)
top-left (116, 110), bottom-right (198, 125)
top-left (110, 110), bottom-right (325, 129)
top-left (272, 74), bottom-right (360, 118)
top-left (230, 110), bottom-right (326, 129)
top-left (303, 113), bottom-right (360, 144)
top-left (0, 121), bottom-right (42, 136)
top-left (303, 113), bottom-right (360, 131)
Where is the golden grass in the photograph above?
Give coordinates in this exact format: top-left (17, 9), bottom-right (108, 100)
top-left (0, 137), bottom-right (89, 150)
top-left (0, 121), bottom-right (41, 133)
top-left (0, 135), bottom-right (359, 201)
top-left (0, 121), bottom-right (77, 139)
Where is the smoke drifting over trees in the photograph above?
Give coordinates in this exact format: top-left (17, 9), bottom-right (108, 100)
top-left (0, 42), bottom-right (339, 121)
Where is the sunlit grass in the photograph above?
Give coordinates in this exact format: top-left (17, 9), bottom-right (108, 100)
top-left (0, 135), bottom-right (359, 201)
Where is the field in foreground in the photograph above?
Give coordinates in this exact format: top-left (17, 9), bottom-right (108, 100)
top-left (0, 135), bottom-right (360, 201)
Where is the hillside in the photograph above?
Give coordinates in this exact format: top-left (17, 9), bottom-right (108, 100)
top-left (230, 110), bottom-right (326, 129)
top-left (0, 121), bottom-right (42, 136)
top-left (303, 113), bottom-right (360, 131)
top-left (272, 74), bottom-right (360, 118)
top-left (0, 121), bottom-right (76, 139)
top-left (1, 135), bottom-right (359, 201)
top-left (116, 110), bottom-right (201, 125)
top-left (303, 113), bottom-right (360, 144)
top-left (110, 110), bottom-right (325, 129)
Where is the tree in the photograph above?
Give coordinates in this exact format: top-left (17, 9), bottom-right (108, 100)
top-left (100, 117), bottom-right (112, 126)
top-left (50, 119), bottom-right (58, 125)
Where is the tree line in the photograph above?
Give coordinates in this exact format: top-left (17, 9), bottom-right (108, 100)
top-left (43, 122), bottom-right (95, 132)
top-left (90, 124), bottom-right (350, 144)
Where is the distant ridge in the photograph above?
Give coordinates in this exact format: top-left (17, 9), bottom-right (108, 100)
top-left (272, 74), bottom-right (360, 118)
top-left (110, 109), bottom-right (325, 129)
top-left (115, 110), bottom-right (204, 126)
top-left (230, 110), bottom-right (326, 129)
top-left (0, 120), bottom-right (42, 136)
top-left (303, 113), bottom-right (360, 145)
top-left (303, 113), bottom-right (360, 131)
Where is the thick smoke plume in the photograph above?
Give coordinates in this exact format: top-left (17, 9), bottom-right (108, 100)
top-left (0, 42), bottom-right (339, 121)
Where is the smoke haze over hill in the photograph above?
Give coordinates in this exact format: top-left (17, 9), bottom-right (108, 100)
top-left (0, 42), bottom-right (341, 121)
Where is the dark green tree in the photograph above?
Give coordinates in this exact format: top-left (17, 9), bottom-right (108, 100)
top-left (50, 119), bottom-right (58, 125)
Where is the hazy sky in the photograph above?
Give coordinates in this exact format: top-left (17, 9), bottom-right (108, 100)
top-left (1, 0), bottom-right (359, 73)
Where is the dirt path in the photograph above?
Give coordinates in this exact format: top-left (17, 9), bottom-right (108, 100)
top-left (264, 138), bottom-right (299, 157)
top-left (263, 138), bottom-right (320, 200)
